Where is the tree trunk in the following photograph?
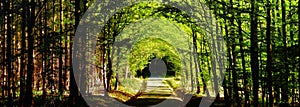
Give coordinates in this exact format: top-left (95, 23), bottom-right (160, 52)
top-left (59, 0), bottom-right (64, 100)
top-left (6, 0), bottom-right (13, 106)
top-left (237, 4), bottom-right (249, 105)
top-left (189, 36), bottom-right (194, 92)
top-left (266, 0), bottom-right (274, 106)
top-left (20, 0), bottom-right (27, 106)
top-left (281, 0), bottom-right (289, 105)
top-left (25, 0), bottom-right (36, 106)
top-left (229, 0), bottom-right (239, 105)
top-left (114, 47), bottom-right (121, 90)
top-left (1, 0), bottom-right (6, 101)
top-left (69, 0), bottom-right (80, 105)
top-left (250, 0), bottom-right (259, 106)
top-left (106, 47), bottom-right (113, 92)
top-left (192, 29), bottom-right (200, 94)
top-left (224, 18), bottom-right (232, 103)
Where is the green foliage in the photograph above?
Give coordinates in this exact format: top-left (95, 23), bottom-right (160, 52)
top-left (129, 37), bottom-right (181, 76)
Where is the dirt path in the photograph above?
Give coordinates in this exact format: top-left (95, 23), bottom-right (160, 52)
top-left (125, 77), bottom-right (184, 107)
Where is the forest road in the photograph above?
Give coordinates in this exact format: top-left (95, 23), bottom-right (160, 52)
top-left (126, 77), bottom-right (184, 107)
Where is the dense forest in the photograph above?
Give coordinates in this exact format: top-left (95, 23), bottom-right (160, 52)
top-left (1, 0), bottom-right (300, 106)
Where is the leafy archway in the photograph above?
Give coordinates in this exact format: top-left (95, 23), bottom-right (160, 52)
top-left (90, 1), bottom-right (221, 99)
top-left (129, 37), bottom-right (181, 78)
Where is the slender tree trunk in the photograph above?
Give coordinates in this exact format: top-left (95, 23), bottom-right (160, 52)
top-left (200, 37), bottom-right (209, 96)
top-left (266, 0), bottom-right (274, 106)
top-left (11, 0), bottom-right (16, 100)
top-left (102, 41), bottom-right (108, 96)
top-left (25, 0), bottom-right (36, 106)
top-left (275, 0), bottom-right (281, 104)
top-left (6, 0), bottom-right (13, 106)
top-left (20, 0), bottom-right (27, 106)
top-left (289, 1), bottom-right (295, 105)
top-left (107, 47), bottom-right (113, 92)
top-left (281, 0), bottom-right (289, 105)
top-left (69, 0), bottom-right (80, 105)
top-left (59, 0), bottom-right (64, 100)
top-left (192, 29), bottom-right (200, 94)
top-left (237, 4), bottom-right (249, 106)
top-left (189, 36), bottom-right (194, 92)
top-left (258, 22), bottom-right (266, 107)
top-left (250, 0), bottom-right (259, 106)
top-left (1, 0), bottom-right (6, 102)
top-left (224, 18), bottom-right (232, 103)
top-left (41, 0), bottom-right (48, 103)
top-left (231, 26), bottom-right (239, 106)
top-left (229, 0), bottom-right (239, 104)
top-left (114, 47), bottom-right (121, 90)
top-left (204, 42), bottom-right (212, 97)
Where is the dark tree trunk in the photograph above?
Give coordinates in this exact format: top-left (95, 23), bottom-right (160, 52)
top-left (1, 0), bottom-right (6, 101)
top-left (20, 0), bottom-right (27, 106)
top-left (41, 0), bottom-right (48, 103)
top-left (288, 0), bottom-right (295, 105)
top-left (6, 0), bottom-right (13, 106)
top-left (114, 47), bottom-right (121, 90)
top-left (266, 1), bottom-right (274, 106)
top-left (59, 0), bottom-right (64, 100)
top-left (69, 0), bottom-right (80, 105)
top-left (258, 21), bottom-right (266, 107)
top-left (25, 0), bottom-right (36, 106)
top-left (237, 5), bottom-right (249, 106)
top-left (275, 0), bottom-right (281, 104)
top-left (224, 18), bottom-right (232, 103)
top-left (11, 0), bottom-right (16, 100)
top-left (106, 48), bottom-right (113, 92)
top-left (192, 29), bottom-right (201, 94)
top-left (250, 0), bottom-right (259, 106)
top-left (281, 0), bottom-right (289, 105)
top-left (200, 37), bottom-right (209, 96)
top-left (229, 0), bottom-right (239, 105)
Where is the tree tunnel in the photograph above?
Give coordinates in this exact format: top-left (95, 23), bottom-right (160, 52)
top-left (129, 37), bottom-right (181, 78)
top-left (73, 1), bottom-right (225, 105)
top-left (89, 1), bottom-right (224, 96)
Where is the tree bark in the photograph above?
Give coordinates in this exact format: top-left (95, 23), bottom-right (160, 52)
top-left (59, 0), bottom-right (64, 100)
top-left (281, 0), bottom-right (289, 105)
top-left (250, 0), bottom-right (259, 106)
top-left (20, 0), bottom-right (27, 106)
top-left (266, 0), bottom-right (274, 106)
top-left (192, 29), bottom-right (201, 94)
top-left (237, 3), bottom-right (249, 106)
top-left (25, 0), bottom-right (36, 106)
top-left (69, 0), bottom-right (80, 105)
top-left (6, 0), bottom-right (13, 106)
top-left (229, 0), bottom-right (239, 105)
